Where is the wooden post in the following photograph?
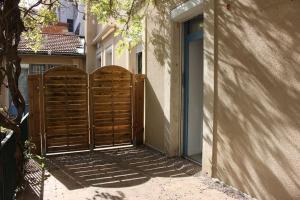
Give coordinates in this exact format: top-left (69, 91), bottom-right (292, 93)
top-left (131, 74), bottom-right (136, 145)
top-left (89, 73), bottom-right (95, 150)
top-left (40, 74), bottom-right (46, 155)
top-left (133, 74), bottom-right (145, 145)
top-left (28, 75), bottom-right (42, 155)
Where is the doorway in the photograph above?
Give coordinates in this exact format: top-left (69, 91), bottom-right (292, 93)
top-left (183, 15), bottom-right (204, 163)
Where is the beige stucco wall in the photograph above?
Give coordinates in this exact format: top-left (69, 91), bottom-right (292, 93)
top-left (88, 29), bottom-right (135, 72)
top-left (20, 55), bottom-right (86, 70)
top-left (98, 34), bottom-right (130, 70)
top-left (202, 0), bottom-right (217, 177)
top-left (86, 7), bottom-right (148, 74)
top-left (85, 5), bottom-right (97, 73)
top-left (129, 46), bottom-right (137, 74)
top-left (213, 0), bottom-right (300, 200)
top-left (144, 1), bottom-right (184, 155)
top-left (145, 0), bottom-right (300, 200)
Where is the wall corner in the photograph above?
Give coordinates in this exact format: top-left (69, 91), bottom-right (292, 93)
top-left (202, 0), bottom-right (218, 177)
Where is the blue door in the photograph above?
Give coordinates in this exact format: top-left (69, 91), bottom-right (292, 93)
top-left (183, 15), bottom-right (204, 163)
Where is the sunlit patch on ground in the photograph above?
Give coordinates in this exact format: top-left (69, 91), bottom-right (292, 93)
top-left (19, 146), bottom-right (254, 200)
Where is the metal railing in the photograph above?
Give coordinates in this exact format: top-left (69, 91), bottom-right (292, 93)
top-left (0, 113), bottom-right (29, 200)
top-left (0, 130), bottom-right (16, 200)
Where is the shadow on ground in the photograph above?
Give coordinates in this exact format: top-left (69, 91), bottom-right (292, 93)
top-left (86, 191), bottom-right (126, 200)
top-left (20, 145), bottom-right (201, 200)
top-left (45, 146), bottom-right (201, 190)
top-left (19, 159), bottom-right (47, 200)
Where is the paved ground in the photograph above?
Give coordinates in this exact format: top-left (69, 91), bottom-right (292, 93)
top-left (19, 146), bottom-right (254, 200)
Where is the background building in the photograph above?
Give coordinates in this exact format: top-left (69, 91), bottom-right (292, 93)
top-left (84, 19), bottom-right (144, 74)
top-left (0, 0), bottom-right (87, 113)
top-left (56, 0), bottom-right (85, 36)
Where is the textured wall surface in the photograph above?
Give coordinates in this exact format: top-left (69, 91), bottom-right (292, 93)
top-left (142, 0), bottom-right (300, 199)
top-left (215, 0), bottom-right (300, 200)
top-left (20, 55), bottom-right (86, 70)
top-left (144, 0), bottom-right (184, 155)
top-left (85, 9), bottom-right (97, 73)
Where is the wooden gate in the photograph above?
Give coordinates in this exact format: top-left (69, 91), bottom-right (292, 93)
top-left (43, 67), bottom-right (89, 152)
top-left (28, 75), bottom-right (42, 154)
top-left (90, 66), bottom-right (133, 147)
top-left (28, 66), bottom-right (144, 154)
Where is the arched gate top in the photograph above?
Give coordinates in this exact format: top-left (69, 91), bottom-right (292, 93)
top-left (90, 65), bottom-right (133, 76)
top-left (44, 66), bottom-right (86, 77)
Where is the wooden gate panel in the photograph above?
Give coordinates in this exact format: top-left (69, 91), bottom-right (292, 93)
top-left (44, 66), bottom-right (89, 153)
top-left (133, 75), bottom-right (145, 145)
top-left (29, 65), bottom-right (144, 153)
top-left (28, 75), bottom-right (42, 154)
top-left (90, 66), bottom-right (133, 147)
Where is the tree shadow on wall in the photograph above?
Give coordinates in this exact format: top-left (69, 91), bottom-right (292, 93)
top-left (204, 1), bottom-right (300, 200)
top-left (147, 0), bottom-right (184, 68)
top-left (145, 0), bottom-right (186, 156)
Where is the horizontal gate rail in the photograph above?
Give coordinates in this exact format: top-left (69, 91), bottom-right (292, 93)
top-left (43, 66), bottom-right (89, 153)
top-left (28, 65), bottom-right (145, 154)
top-left (90, 66), bottom-right (133, 148)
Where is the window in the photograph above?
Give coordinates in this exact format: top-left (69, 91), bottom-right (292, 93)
top-left (98, 54), bottom-right (102, 67)
top-left (29, 64), bottom-right (43, 74)
top-left (67, 19), bottom-right (74, 32)
top-left (136, 52), bottom-right (143, 74)
top-left (29, 64), bottom-right (77, 75)
top-left (105, 46), bottom-right (113, 66)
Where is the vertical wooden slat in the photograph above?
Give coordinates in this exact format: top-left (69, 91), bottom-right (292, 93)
top-left (90, 66), bottom-right (133, 147)
top-left (110, 67), bottom-right (116, 146)
top-left (40, 73), bottom-right (46, 155)
top-left (29, 65), bottom-right (144, 153)
top-left (89, 73), bottom-right (94, 150)
top-left (43, 66), bottom-right (89, 153)
top-left (85, 71), bottom-right (90, 150)
top-left (131, 74), bottom-right (136, 145)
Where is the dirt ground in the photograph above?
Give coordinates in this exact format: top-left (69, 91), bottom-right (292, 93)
top-left (19, 146), bottom-right (255, 200)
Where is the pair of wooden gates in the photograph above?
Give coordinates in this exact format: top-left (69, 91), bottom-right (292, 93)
top-left (28, 66), bottom-right (144, 154)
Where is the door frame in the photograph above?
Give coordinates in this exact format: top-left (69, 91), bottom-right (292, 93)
top-left (182, 17), bottom-right (204, 157)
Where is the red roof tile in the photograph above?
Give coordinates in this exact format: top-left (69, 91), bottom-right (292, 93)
top-left (19, 33), bottom-right (84, 56)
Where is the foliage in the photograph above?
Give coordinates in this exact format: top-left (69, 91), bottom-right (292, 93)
top-left (0, 0), bottom-right (58, 128)
top-left (24, 139), bottom-right (45, 169)
top-left (20, 0), bottom-right (154, 53)
top-left (22, 6), bottom-right (58, 52)
top-left (0, 0), bottom-right (57, 187)
top-left (86, 0), bottom-right (153, 53)
top-left (0, 0), bottom-right (156, 190)
top-left (19, 0), bottom-right (58, 51)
